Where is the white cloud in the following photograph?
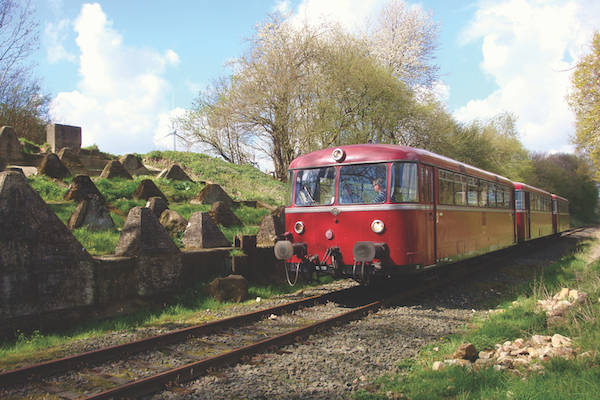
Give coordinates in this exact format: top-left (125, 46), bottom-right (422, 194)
top-left (289, 0), bottom-right (384, 31)
top-left (49, 3), bottom-right (180, 154)
top-left (44, 19), bottom-right (76, 63)
top-left (153, 107), bottom-right (187, 150)
top-left (455, 0), bottom-right (600, 153)
top-left (273, 0), bottom-right (291, 14)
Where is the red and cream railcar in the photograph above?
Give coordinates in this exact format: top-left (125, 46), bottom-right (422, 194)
top-left (552, 194), bottom-right (570, 234)
top-left (513, 182), bottom-right (554, 242)
top-left (274, 144), bottom-right (516, 283)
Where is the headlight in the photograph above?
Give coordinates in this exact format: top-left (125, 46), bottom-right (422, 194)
top-left (294, 221), bottom-right (305, 234)
top-left (331, 148), bottom-right (346, 162)
top-left (371, 219), bottom-right (385, 234)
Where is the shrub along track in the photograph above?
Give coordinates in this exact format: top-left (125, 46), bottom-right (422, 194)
top-left (0, 229), bottom-right (587, 399)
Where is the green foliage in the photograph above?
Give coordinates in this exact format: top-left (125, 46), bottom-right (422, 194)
top-left (18, 137), bottom-right (41, 154)
top-left (27, 175), bottom-right (68, 201)
top-left (155, 179), bottom-right (205, 202)
top-left (169, 203), bottom-right (210, 220)
top-left (569, 31), bottom-right (600, 172)
top-left (93, 177), bottom-right (140, 202)
top-left (523, 153), bottom-right (598, 222)
top-left (71, 227), bottom-right (120, 256)
top-left (47, 202), bottom-right (76, 225)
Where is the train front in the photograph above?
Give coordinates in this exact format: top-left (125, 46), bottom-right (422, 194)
top-left (274, 145), bottom-right (427, 285)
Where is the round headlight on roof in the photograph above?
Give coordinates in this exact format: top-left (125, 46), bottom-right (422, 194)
top-left (294, 221), bottom-right (305, 234)
top-left (332, 148), bottom-right (345, 162)
top-left (371, 219), bottom-right (385, 234)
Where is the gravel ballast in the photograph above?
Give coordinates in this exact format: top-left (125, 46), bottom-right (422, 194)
top-left (148, 230), bottom-right (595, 399)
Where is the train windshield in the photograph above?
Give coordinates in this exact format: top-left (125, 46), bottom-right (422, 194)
top-left (391, 162), bottom-right (418, 202)
top-left (294, 167), bottom-right (336, 206)
top-left (339, 163), bottom-right (388, 204)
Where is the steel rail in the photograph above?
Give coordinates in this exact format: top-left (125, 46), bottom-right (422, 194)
top-left (85, 299), bottom-right (385, 399)
top-left (0, 286), bottom-right (358, 386)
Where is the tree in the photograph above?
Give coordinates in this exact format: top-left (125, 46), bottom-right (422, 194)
top-left (526, 153), bottom-right (598, 222)
top-left (177, 15), bottom-right (423, 180)
top-left (364, 0), bottom-right (439, 88)
top-left (0, 0), bottom-right (49, 143)
top-left (568, 31), bottom-right (600, 172)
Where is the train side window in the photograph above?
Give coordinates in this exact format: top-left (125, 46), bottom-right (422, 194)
top-left (438, 170), bottom-right (454, 205)
top-left (488, 184), bottom-right (497, 207)
top-left (294, 167), bottom-right (336, 206)
top-left (454, 174), bottom-right (466, 206)
top-left (496, 186), bottom-right (504, 208)
top-left (391, 163), bottom-right (418, 202)
top-left (479, 181), bottom-right (489, 207)
top-left (467, 177), bottom-right (478, 206)
top-left (339, 163), bottom-right (388, 204)
top-left (504, 187), bottom-right (512, 208)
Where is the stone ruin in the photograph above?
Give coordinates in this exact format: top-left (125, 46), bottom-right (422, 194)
top-left (100, 160), bottom-right (132, 179)
top-left (37, 153), bottom-right (71, 179)
top-left (133, 179), bottom-right (168, 203)
top-left (157, 164), bottom-right (193, 181)
top-left (210, 201), bottom-right (242, 227)
top-left (46, 123), bottom-right (81, 153)
top-left (67, 194), bottom-right (115, 231)
top-left (58, 147), bottom-right (89, 176)
top-left (0, 126), bottom-right (24, 163)
top-left (256, 206), bottom-right (286, 247)
top-left (191, 183), bottom-right (233, 206)
top-left (64, 175), bottom-right (105, 202)
top-left (0, 171), bottom-right (94, 320)
top-left (115, 207), bottom-right (182, 296)
top-left (120, 154), bottom-right (151, 176)
top-left (182, 211), bottom-right (231, 248)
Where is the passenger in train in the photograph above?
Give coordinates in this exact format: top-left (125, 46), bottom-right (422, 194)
top-left (372, 178), bottom-right (386, 203)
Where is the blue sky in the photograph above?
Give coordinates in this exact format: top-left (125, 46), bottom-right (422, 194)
top-left (32, 0), bottom-right (600, 163)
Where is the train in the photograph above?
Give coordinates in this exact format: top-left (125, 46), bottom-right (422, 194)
top-left (274, 144), bottom-right (570, 285)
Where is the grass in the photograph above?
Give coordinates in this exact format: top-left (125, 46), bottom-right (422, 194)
top-left (355, 237), bottom-right (600, 400)
top-left (0, 276), bottom-right (335, 370)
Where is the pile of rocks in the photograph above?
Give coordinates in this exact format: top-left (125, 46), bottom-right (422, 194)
top-left (432, 334), bottom-right (582, 374)
top-left (536, 287), bottom-right (589, 324)
top-left (433, 288), bottom-right (594, 374)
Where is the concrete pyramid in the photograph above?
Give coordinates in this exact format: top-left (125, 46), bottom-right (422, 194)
top-left (256, 206), bottom-right (286, 247)
top-left (64, 175), bottom-right (105, 202)
top-left (114, 207), bottom-right (182, 296)
top-left (182, 211), bottom-right (231, 248)
top-left (115, 207), bottom-right (179, 256)
top-left (210, 201), bottom-right (242, 227)
top-left (133, 179), bottom-right (168, 203)
top-left (38, 153), bottom-right (71, 179)
top-left (120, 154), bottom-right (151, 176)
top-left (67, 194), bottom-right (115, 231)
top-left (0, 126), bottom-right (24, 163)
top-left (100, 160), bottom-right (132, 179)
top-left (157, 164), bottom-right (193, 181)
top-left (0, 171), bottom-right (94, 319)
top-left (58, 147), bottom-right (89, 176)
top-left (191, 183), bottom-right (233, 206)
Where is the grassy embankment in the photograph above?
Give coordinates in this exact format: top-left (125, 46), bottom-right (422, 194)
top-left (27, 150), bottom-right (287, 255)
top-left (356, 233), bottom-right (600, 400)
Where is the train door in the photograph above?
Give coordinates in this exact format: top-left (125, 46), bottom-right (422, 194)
top-left (421, 165), bottom-right (436, 266)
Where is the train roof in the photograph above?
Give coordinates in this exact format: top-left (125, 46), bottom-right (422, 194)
top-left (513, 182), bottom-right (552, 196)
top-left (289, 144), bottom-right (513, 185)
top-left (552, 193), bottom-right (569, 202)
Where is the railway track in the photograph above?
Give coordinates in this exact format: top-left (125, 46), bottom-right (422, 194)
top-left (0, 229), bottom-right (584, 399)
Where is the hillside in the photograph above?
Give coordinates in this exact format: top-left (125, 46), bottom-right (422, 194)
top-left (142, 151), bottom-right (287, 206)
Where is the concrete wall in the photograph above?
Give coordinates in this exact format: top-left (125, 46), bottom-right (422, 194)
top-left (0, 241), bottom-right (279, 338)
